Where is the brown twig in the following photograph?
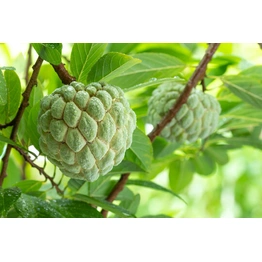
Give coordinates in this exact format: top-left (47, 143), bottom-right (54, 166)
top-left (0, 120), bottom-right (15, 130)
top-left (101, 174), bottom-right (129, 217)
top-left (0, 56), bottom-right (43, 186)
top-left (201, 78), bottom-right (206, 92)
top-left (14, 146), bottom-right (63, 195)
top-left (51, 63), bottom-right (75, 84)
top-left (101, 43), bottom-right (220, 217)
top-left (148, 43), bottom-right (220, 141)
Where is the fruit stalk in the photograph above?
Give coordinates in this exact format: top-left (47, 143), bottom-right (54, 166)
top-left (52, 63), bottom-right (76, 84)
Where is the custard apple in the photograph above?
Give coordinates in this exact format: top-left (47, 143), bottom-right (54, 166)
top-left (37, 81), bottom-right (136, 182)
top-left (147, 82), bottom-right (221, 143)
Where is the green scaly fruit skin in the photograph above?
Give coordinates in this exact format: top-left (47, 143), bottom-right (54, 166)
top-left (147, 82), bottom-right (221, 143)
top-left (37, 81), bottom-right (136, 182)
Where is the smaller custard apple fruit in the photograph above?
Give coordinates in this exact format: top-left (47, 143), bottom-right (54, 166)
top-left (37, 81), bottom-right (136, 182)
top-left (147, 82), bottom-right (221, 143)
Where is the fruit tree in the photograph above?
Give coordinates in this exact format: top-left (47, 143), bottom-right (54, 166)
top-left (1, 43), bottom-right (262, 218)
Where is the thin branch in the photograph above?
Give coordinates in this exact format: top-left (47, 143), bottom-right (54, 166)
top-left (101, 173), bottom-right (129, 218)
top-left (101, 43), bottom-right (220, 217)
top-left (148, 43), bottom-right (220, 142)
top-left (25, 44), bottom-right (32, 84)
top-left (51, 63), bottom-right (75, 84)
top-left (0, 56), bottom-right (43, 186)
top-left (0, 120), bottom-right (15, 130)
top-left (201, 77), bottom-right (206, 92)
top-left (14, 146), bottom-right (63, 195)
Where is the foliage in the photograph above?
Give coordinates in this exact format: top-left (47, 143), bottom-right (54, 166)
top-left (1, 43), bottom-right (262, 218)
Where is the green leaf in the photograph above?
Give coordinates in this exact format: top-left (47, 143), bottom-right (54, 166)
top-left (25, 191), bottom-right (46, 200)
top-left (141, 214), bottom-right (172, 218)
top-left (125, 77), bottom-right (185, 92)
top-left (70, 43), bottom-right (107, 84)
top-left (18, 85), bottom-right (43, 147)
top-left (27, 101), bottom-right (41, 150)
top-left (116, 186), bottom-right (136, 201)
top-left (222, 75), bottom-right (262, 109)
top-left (32, 43), bottom-right (62, 65)
top-left (14, 180), bottom-right (43, 193)
top-left (87, 52), bottom-right (141, 83)
top-left (0, 70), bottom-right (21, 124)
top-left (68, 178), bottom-right (85, 192)
top-left (0, 187), bottom-right (21, 217)
top-left (131, 43), bottom-right (195, 62)
top-left (117, 194), bottom-right (140, 217)
top-left (86, 176), bottom-right (115, 198)
top-left (74, 194), bottom-right (136, 218)
top-left (240, 65), bottom-right (262, 77)
top-left (108, 160), bottom-right (145, 174)
top-left (74, 176), bottom-right (114, 198)
top-left (192, 152), bottom-right (216, 176)
top-left (219, 136), bottom-right (262, 150)
top-left (205, 145), bottom-right (229, 165)
top-left (0, 70), bottom-right (7, 105)
top-left (49, 199), bottom-right (103, 218)
top-left (139, 154), bottom-right (177, 180)
top-left (14, 194), bottom-right (62, 218)
top-left (68, 177), bottom-right (135, 201)
top-left (2, 154), bottom-right (21, 189)
top-left (0, 66), bottom-right (15, 70)
top-left (152, 136), bottom-right (182, 159)
top-left (15, 194), bottom-right (98, 218)
top-left (169, 159), bottom-right (194, 193)
top-left (28, 84), bottom-right (44, 106)
top-left (219, 103), bottom-right (262, 131)
top-left (124, 128), bottom-right (153, 172)
top-left (106, 43), bottom-right (140, 54)
top-left (109, 52), bottom-right (186, 90)
top-left (126, 179), bottom-right (186, 204)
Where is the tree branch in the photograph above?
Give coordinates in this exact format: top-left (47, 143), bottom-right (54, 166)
top-left (101, 173), bottom-right (129, 217)
top-left (0, 56), bottom-right (43, 186)
top-left (14, 146), bottom-right (63, 195)
top-left (101, 43), bottom-right (220, 217)
top-left (51, 63), bottom-right (75, 84)
top-left (148, 43), bottom-right (220, 141)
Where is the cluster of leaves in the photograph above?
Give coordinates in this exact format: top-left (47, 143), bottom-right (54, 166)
top-left (1, 43), bottom-right (262, 218)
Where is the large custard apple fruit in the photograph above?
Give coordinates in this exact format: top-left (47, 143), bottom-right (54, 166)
top-left (147, 82), bottom-right (221, 143)
top-left (37, 81), bottom-right (136, 182)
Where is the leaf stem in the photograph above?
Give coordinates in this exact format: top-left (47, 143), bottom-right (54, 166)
top-left (101, 43), bottom-right (220, 217)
